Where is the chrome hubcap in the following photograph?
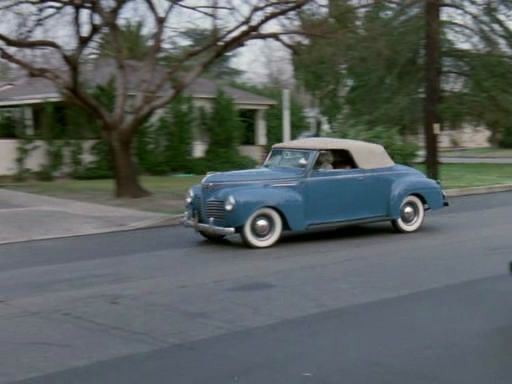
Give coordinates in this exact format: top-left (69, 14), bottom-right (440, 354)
top-left (252, 216), bottom-right (273, 238)
top-left (401, 203), bottom-right (418, 225)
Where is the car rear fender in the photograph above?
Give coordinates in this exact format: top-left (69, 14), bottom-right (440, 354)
top-left (389, 177), bottom-right (444, 218)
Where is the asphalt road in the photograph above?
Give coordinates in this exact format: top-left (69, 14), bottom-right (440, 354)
top-left (1, 192), bottom-right (511, 383)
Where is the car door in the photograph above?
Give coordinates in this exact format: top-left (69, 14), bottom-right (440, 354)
top-left (359, 167), bottom-right (395, 218)
top-left (304, 168), bottom-right (367, 225)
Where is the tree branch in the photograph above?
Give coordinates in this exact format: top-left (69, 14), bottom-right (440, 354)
top-left (127, 0), bottom-right (312, 132)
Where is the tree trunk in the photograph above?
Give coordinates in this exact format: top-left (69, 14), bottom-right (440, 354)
top-left (424, 0), bottom-right (440, 180)
top-left (107, 131), bottom-right (150, 198)
top-left (488, 122), bottom-right (499, 147)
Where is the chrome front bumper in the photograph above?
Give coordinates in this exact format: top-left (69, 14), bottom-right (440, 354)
top-left (182, 212), bottom-right (236, 236)
top-left (442, 191), bottom-right (449, 207)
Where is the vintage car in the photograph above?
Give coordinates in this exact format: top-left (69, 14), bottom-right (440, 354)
top-left (183, 138), bottom-right (448, 248)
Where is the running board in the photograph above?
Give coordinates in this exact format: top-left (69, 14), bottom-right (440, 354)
top-left (307, 216), bottom-right (390, 231)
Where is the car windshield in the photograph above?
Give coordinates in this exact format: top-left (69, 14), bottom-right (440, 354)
top-left (264, 149), bottom-right (312, 169)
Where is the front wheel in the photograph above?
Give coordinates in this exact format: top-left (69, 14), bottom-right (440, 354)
top-left (391, 195), bottom-right (425, 233)
top-left (241, 208), bottom-right (283, 248)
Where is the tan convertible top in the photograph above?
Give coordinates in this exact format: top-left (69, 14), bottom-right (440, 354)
top-left (272, 137), bottom-right (395, 169)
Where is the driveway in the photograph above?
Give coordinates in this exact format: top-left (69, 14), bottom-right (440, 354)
top-left (0, 189), bottom-right (173, 244)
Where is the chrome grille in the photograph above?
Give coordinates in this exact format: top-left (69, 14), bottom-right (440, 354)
top-left (206, 200), bottom-right (225, 221)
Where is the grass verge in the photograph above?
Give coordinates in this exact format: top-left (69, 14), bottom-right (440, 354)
top-left (414, 163), bottom-right (512, 189)
top-left (2, 164), bottom-right (512, 213)
top-left (440, 148), bottom-right (512, 158)
top-left (1, 175), bottom-right (203, 214)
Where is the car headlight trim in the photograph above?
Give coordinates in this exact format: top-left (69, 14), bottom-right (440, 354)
top-left (225, 195), bottom-right (236, 211)
top-left (185, 188), bottom-right (194, 204)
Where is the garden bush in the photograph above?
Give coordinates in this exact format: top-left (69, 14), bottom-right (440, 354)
top-left (204, 89), bottom-right (257, 171)
top-left (499, 124), bottom-right (512, 148)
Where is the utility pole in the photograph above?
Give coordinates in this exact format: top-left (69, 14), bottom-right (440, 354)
top-left (282, 89), bottom-right (291, 142)
top-left (424, 0), bottom-right (440, 180)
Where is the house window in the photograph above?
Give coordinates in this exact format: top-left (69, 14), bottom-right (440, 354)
top-left (239, 110), bottom-right (256, 145)
top-left (0, 108), bottom-right (23, 138)
top-left (32, 103), bottom-right (100, 139)
top-left (32, 103), bottom-right (69, 138)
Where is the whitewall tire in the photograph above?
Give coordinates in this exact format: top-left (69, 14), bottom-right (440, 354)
top-left (391, 195), bottom-right (425, 233)
top-left (241, 208), bottom-right (283, 248)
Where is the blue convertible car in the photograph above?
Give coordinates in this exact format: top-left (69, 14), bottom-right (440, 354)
top-left (183, 138), bottom-right (448, 248)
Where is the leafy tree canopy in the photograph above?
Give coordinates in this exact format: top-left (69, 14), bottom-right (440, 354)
top-left (294, 0), bottom-right (512, 144)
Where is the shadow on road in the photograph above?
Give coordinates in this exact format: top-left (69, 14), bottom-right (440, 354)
top-left (205, 222), bottom-right (444, 250)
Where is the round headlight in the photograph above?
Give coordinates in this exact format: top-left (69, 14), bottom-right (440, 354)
top-left (185, 188), bottom-right (194, 204)
top-left (225, 195), bottom-right (236, 211)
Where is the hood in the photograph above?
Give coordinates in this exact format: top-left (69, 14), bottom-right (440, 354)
top-left (202, 167), bottom-right (303, 184)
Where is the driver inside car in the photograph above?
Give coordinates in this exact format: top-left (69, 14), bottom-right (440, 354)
top-left (315, 151), bottom-right (334, 170)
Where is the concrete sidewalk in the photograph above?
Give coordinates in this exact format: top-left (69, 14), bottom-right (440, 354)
top-left (0, 189), bottom-right (180, 245)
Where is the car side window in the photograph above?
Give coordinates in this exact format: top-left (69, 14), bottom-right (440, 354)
top-left (331, 149), bottom-right (358, 170)
top-left (314, 151), bottom-right (334, 171)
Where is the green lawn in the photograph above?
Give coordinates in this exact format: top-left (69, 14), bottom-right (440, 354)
top-left (414, 163), bottom-right (512, 189)
top-left (1, 175), bottom-right (204, 214)
top-left (2, 164), bottom-right (512, 213)
top-left (440, 148), bottom-right (512, 158)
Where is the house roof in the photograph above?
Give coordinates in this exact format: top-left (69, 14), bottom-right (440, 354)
top-left (0, 77), bottom-right (62, 105)
top-left (185, 78), bottom-right (275, 105)
top-left (0, 61), bottom-right (276, 107)
top-left (0, 82), bottom-right (14, 92)
top-left (273, 138), bottom-right (395, 169)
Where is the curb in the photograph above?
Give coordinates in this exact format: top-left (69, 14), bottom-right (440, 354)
top-left (445, 184), bottom-right (512, 197)
top-left (128, 214), bottom-right (183, 229)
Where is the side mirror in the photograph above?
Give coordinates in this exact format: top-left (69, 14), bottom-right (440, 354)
top-left (299, 158), bottom-right (308, 167)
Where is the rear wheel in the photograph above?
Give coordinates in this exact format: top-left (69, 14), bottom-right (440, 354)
top-left (391, 195), bottom-right (425, 233)
top-left (241, 208), bottom-right (283, 248)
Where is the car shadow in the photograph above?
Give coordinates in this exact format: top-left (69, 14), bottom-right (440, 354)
top-left (195, 222), bottom-right (442, 250)
top-left (213, 223), bottom-right (394, 249)
top-left (280, 224), bottom-right (395, 244)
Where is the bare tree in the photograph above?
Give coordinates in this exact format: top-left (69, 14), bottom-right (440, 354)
top-left (0, 0), bottom-right (312, 197)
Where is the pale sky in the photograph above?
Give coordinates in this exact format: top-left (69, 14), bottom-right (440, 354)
top-left (232, 40), bottom-right (294, 84)
top-left (0, 1), bottom-right (312, 86)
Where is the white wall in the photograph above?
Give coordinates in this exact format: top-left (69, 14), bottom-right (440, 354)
top-left (0, 139), bottom-right (265, 175)
top-left (411, 127), bottom-right (492, 149)
top-left (0, 139), bottom-right (96, 176)
top-left (439, 127), bottom-right (491, 148)
top-left (239, 145), bottom-right (266, 162)
top-left (192, 140), bottom-right (208, 158)
top-left (0, 139), bottom-right (44, 175)
top-left (190, 99), bottom-right (269, 161)
top-left (190, 142), bottom-right (265, 162)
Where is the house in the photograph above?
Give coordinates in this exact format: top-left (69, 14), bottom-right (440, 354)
top-left (0, 61), bottom-right (276, 176)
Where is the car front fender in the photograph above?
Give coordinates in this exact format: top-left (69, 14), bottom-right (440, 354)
top-left (227, 185), bottom-right (306, 231)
